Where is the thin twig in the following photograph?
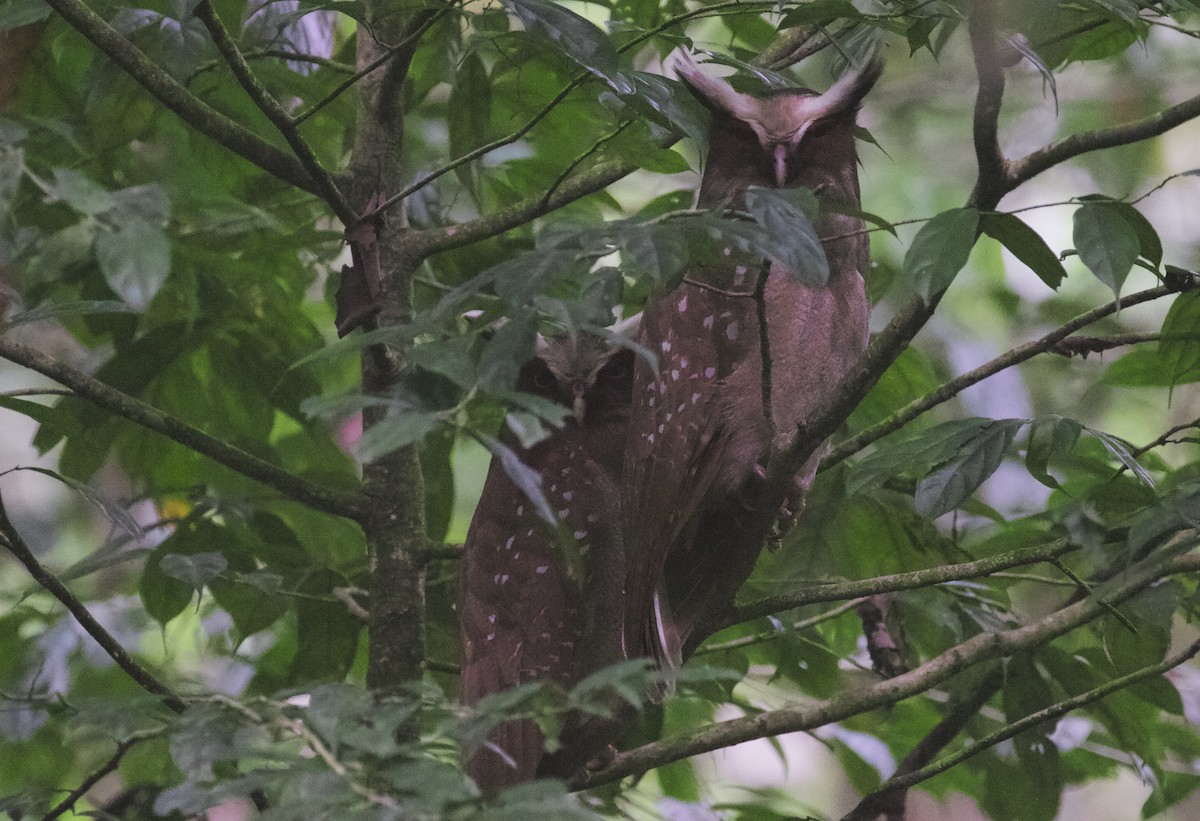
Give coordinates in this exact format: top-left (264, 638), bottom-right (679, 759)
top-left (0, 338), bottom-right (364, 520)
top-left (695, 599), bottom-right (865, 655)
top-left (1007, 92), bottom-right (1200, 192)
top-left (571, 550), bottom-right (1200, 789)
top-left (293, 8), bottom-right (448, 125)
top-left (823, 286), bottom-right (1173, 469)
top-left (0, 496), bottom-right (186, 714)
top-left (193, 0), bottom-right (356, 224)
top-left (43, 729), bottom-right (163, 821)
top-left (41, 0), bottom-right (320, 195)
top-left (857, 637), bottom-right (1200, 804)
top-left (724, 536), bottom-right (1079, 629)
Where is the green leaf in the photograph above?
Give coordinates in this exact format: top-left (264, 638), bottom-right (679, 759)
top-left (743, 187), bottom-right (828, 285)
top-left (905, 207), bottom-right (979, 300)
top-left (291, 569), bottom-right (361, 684)
top-left (502, 0), bottom-right (632, 94)
top-left (449, 51), bottom-right (491, 198)
top-left (1160, 291), bottom-right (1200, 390)
top-left (1083, 0), bottom-right (1141, 26)
top-left (1143, 772), bottom-right (1200, 819)
top-left (780, 0), bottom-right (858, 29)
top-left (1025, 416), bottom-right (1082, 489)
top-left (159, 551), bottom-right (227, 591)
top-left (849, 418), bottom-right (1004, 494)
top-left (356, 407), bottom-right (442, 463)
top-left (141, 544), bottom-right (199, 625)
top-left (0, 0), bottom-right (51, 29)
top-left (981, 212), bottom-right (1066, 290)
top-left (1072, 202), bottom-right (1140, 297)
top-left (915, 419), bottom-right (1024, 518)
top-left (16, 466), bottom-right (142, 537)
top-left (478, 312), bottom-right (537, 392)
top-left (48, 168), bottom-right (114, 215)
top-left (96, 217), bottom-right (172, 309)
top-left (616, 223), bottom-right (689, 281)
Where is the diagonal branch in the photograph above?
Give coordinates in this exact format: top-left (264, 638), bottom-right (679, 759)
top-left (572, 549), bottom-right (1200, 789)
top-left (0, 338), bottom-right (364, 520)
top-left (407, 1), bottom-right (787, 257)
top-left (823, 285), bottom-right (1173, 469)
top-left (44, 729), bottom-right (163, 821)
top-left (722, 536), bottom-right (1078, 630)
top-left (842, 665), bottom-right (1003, 821)
top-left (406, 157), bottom-right (639, 257)
top-left (42, 0), bottom-right (323, 196)
top-left (854, 637), bottom-right (1200, 809)
top-left (1007, 92), bottom-right (1200, 192)
top-left (193, 0), bottom-right (356, 224)
top-left (0, 496), bottom-right (186, 714)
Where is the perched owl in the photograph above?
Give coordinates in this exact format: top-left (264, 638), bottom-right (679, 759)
top-left (623, 53), bottom-right (882, 667)
top-left (460, 324), bottom-right (635, 790)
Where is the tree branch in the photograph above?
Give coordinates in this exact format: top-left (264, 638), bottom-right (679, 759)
top-left (41, 0), bottom-right (322, 196)
top-left (406, 157), bottom-right (640, 257)
top-left (406, 0), bottom-right (786, 257)
top-left (966, 0), bottom-right (1009, 209)
top-left (572, 549), bottom-right (1200, 789)
top-left (1007, 92), bottom-right (1200, 192)
top-left (823, 285), bottom-right (1173, 470)
top-left (293, 7), bottom-right (446, 126)
top-left (724, 536), bottom-right (1077, 629)
top-left (0, 338), bottom-right (364, 520)
top-left (0, 496), bottom-right (186, 714)
top-left (44, 729), bottom-right (162, 821)
top-left (856, 637), bottom-right (1200, 807)
top-left (193, 0), bottom-right (356, 224)
top-left (842, 665), bottom-right (1003, 821)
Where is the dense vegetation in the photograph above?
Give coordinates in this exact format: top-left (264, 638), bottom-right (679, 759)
top-left (0, 0), bottom-right (1199, 818)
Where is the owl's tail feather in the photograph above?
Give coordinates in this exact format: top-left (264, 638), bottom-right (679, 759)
top-left (646, 587), bottom-right (683, 699)
top-left (465, 717), bottom-right (544, 795)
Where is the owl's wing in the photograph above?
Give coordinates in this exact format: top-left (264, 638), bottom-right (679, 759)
top-left (622, 281), bottom-right (737, 668)
top-left (460, 449), bottom-right (584, 790)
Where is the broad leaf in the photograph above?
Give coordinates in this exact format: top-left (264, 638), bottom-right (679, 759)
top-left (160, 551), bottom-right (227, 591)
top-left (981, 212), bottom-right (1066, 290)
top-left (502, 0), bottom-right (632, 94)
top-left (915, 419), bottom-right (1024, 518)
top-left (1072, 202), bottom-right (1140, 297)
top-left (906, 207), bottom-right (979, 300)
top-left (1025, 416), bottom-right (1082, 489)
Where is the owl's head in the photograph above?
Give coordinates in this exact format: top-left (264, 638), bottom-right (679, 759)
top-left (674, 50), bottom-right (882, 190)
top-left (528, 314), bottom-right (640, 424)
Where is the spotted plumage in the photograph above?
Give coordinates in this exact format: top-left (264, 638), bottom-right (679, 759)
top-left (623, 53), bottom-right (882, 666)
top-left (460, 330), bottom-right (634, 790)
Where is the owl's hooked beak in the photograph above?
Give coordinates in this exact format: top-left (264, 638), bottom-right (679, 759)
top-left (773, 143), bottom-right (788, 187)
top-left (572, 385), bottom-right (587, 424)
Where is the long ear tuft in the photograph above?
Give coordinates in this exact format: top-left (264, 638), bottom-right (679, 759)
top-left (670, 49), bottom-right (759, 121)
top-left (805, 50), bottom-right (884, 121)
top-left (608, 312), bottom-right (642, 340)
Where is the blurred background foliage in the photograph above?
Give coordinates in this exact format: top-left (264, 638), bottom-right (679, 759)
top-left (0, 0), bottom-right (1199, 819)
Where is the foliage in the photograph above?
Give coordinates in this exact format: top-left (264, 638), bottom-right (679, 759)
top-left (0, 0), bottom-right (1199, 820)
